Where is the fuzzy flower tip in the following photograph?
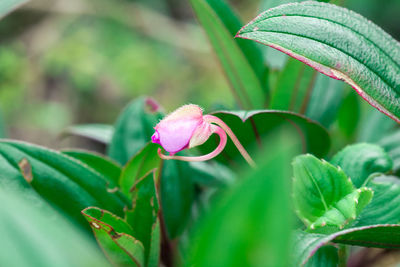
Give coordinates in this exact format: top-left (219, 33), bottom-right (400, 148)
top-left (151, 104), bottom-right (213, 154)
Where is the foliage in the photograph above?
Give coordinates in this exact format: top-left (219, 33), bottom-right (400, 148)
top-left (0, 0), bottom-right (400, 266)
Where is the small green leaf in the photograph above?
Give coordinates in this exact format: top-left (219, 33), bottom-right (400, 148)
top-left (0, 140), bottom-right (129, 229)
top-left (62, 124), bottom-right (114, 144)
top-left (237, 1), bottom-right (400, 122)
top-left (63, 149), bottom-right (122, 187)
top-left (190, 0), bottom-right (267, 109)
top-left (126, 171), bottom-right (160, 267)
top-left (108, 97), bottom-right (162, 165)
top-left (293, 225), bottom-right (400, 266)
top-left (0, 189), bottom-right (109, 267)
top-left (119, 143), bottom-right (161, 197)
top-left (82, 207), bottom-right (145, 267)
top-left (186, 131), bottom-right (300, 267)
top-left (0, 0), bottom-right (27, 19)
top-left (331, 143), bottom-right (393, 188)
top-left (199, 110), bottom-right (330, 166)
top-left (292, 154), bottom-right (373, 231)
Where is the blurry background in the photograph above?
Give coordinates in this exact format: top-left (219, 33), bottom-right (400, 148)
top-left (0, 0), bottom-right (399, 148)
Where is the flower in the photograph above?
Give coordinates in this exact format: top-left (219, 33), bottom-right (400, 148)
top-left (151, 104), bottom-right (255, 167)
top-left (151, 104), bottom-right (213, 154)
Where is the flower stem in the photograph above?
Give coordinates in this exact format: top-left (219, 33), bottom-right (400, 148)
top-left (158, 125), bottom-right (227, 162)
top-left (204, 115), bottom-right (256, 168)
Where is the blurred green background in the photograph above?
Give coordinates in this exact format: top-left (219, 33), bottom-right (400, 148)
top-left (0, 0), bottom-right (399, 148)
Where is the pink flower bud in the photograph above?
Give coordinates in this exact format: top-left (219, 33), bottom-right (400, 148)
top-left (151, 104), bottom-right (213, 154)
top-left (151, 104), bottom-right (255, 167)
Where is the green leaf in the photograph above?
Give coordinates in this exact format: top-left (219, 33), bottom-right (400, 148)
top-left (293, 225), bottom-right (400, 266)
top-left (337, 90), bottom-right (361, 138)
top-left (0, 0), bottom-right (27, 19)
top-left (108, 97), bottom-right (163, 165)
top-left (119, 143), bottom-right (161, 197)
top-left (199, 110), bottom-right (330, 166)
top-left (190, 0), bottom-right (267, 109)
top-left (82, 207), bottom-right (145, 267)
top-left (357, 107), bottom-right (397, 143)
top-left (0, 140), bottom-right (129, 229)
top-left (304, 245), bottom-right (338, 267)
top-left (188, 161), bottom-right (235, 187)
top-left (63, 149), bottom-right (122, 187)
top-left (186, 131), bottom-right (300, 267)
top-left (354, 179), bottom-right (400, 226)
top-left (237, 1), bottom-right (400, 122)
top-left (306, 74), bottom-right (346, 128)
top-left (270, 58), bottom-right (317, 112)
top-left (0, 189), bottom-right (109, 267)
top-left (331, 143), bottom-right (393, 188)
top-left (161, 160), bottom-right (195, 238)
top-left (62, 124), bottom-right (114, 144)
top-left (126, 171), bottom-right (160, 267)
top-left (292, 154), bottom-right (373, 231)
top-left (379, 131), bottom-right (400, 174)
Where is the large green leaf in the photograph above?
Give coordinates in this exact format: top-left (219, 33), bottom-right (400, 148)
top-left (237, 1), bottom-right (400, 122)
top-left (331, 143), bottom-right (393, 188)
top-left (293, 225), bottom-right (400, 266)
top-left (186, 131), bottom-right (299, 267)
top-left (354, 179), bottom-right (400, 226)
top-left (0, 0), bottom-right (27, 19)
top-left (292, 154), bottom-right (373, 231)
top-left (119, 143), bottom-right (161, 197)
top-left (82, 207), bottom-right (145, 267)
top-left (199, 110), bottom-right (330, 166)
top-left (126, 171), bottom-right (160, 267)
top-left (63, 149), bottom-right (121, 187)
top-left (62, 124), bottom-right (114, 144)
top-left (357, 107), bottom-right (397, 143)
top-left (0, 140), bottom-right (128, 229)
top-left (190, 0), bottom-right (267, 109)
top-left (161, 160), bottom-right (195, 239)
top-left (0, 189), bottom-right (109, 267)
top-left (108, 97), bottom-right (163, 165)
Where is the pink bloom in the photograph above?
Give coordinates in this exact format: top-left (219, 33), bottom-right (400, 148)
top-left (151, 104), bottom-right (255, 167)
top-left (151, 104), bottom-right (213, 154)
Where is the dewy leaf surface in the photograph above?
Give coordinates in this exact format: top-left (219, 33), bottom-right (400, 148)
top-left (237, 1), bottom-right (400, 122)
top-left (292, 154), bottom-right (373, 231)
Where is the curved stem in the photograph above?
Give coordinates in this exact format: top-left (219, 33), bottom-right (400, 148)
top-left (203, 115), bottom-right (256, 168)
top-left (158, 126), bottom-right (227, 162)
